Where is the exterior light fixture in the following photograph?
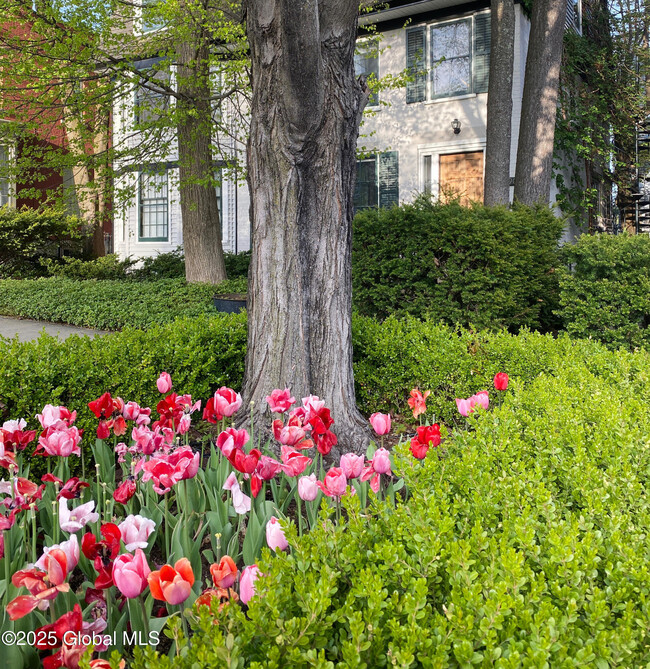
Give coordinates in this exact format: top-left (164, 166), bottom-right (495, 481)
top-left (451, 118), bottom-right (461, 135)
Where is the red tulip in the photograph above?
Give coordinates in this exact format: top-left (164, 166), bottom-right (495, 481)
top-left (494, 373), bottom-right (509, 391)
top-left (113, 478), bottom-right (137, 505)
top-left (409, 436), bottom-right (429, 460)
top-left (416, 424), bottom-right (441, 447)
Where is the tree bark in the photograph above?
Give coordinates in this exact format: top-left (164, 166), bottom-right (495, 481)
top-left (241, 0), bottom-right (371, 458)
top-left (484, 0), bottom-right (515, 206)
top-left (513, 0), bottom-right (567, 205)
top-left (176, 15), bottom-right (228, 285)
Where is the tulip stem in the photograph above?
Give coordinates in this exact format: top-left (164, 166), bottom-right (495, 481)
top-left (164, 494), bottom-right (171, 561)
top-left (297, 496), bottom-right (303, 536)
top-left (31, 505), bottom-right (37, 564)
top-left (177, 604), bottom-right (189, 640)
top-left (138, 594), bottom-right (150, 641)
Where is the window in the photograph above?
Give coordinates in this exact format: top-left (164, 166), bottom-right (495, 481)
top-left (355, 40), bottom-right (379, 106)
top-left (134, 58), bottom-right (169, 124)
top-left (141, 0), bottom-right (164, 33)
top-left (406, 12), bottom-right (491, 102)
top-left (139, 170), bottom-right (168, 241)
top-left (353, 151), bottom-right (399, 212)
top-left (0, 145), bottom-right (9, 207)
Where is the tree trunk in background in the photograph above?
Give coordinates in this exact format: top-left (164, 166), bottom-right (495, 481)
top-left (514, 0), bottom-right (567, 205)
top-left (484, 0), bottom-right (515, 206)
top-left (176, 23), bottom-right (227, 284)
top-left (242, 0), bottom-right (371, 457)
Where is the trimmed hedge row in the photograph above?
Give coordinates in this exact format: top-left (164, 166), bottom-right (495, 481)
top-left (1, 312), bottom-right (645, 447)
top-left (557, 233), bottom-right (650, 350)
top-left (352, 198), bottom-right (564, 331)
top-left (0, 277), bottom-right (246, 330)
top-left (134, 327), bottom-right (650, 667)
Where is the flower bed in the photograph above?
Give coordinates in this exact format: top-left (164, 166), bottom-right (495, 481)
top-left (2, 371), bottom-right (466, 667)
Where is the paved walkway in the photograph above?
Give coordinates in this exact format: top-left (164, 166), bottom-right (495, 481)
top-left (0, 316), bottom-right (108, 342)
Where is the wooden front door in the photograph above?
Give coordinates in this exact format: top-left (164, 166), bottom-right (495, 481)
top-left (439, 151), bottom-right (484, 206)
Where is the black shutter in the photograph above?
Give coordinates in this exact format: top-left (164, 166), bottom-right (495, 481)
top-left (378, 152), bottom-right (399, 208)
top-left (473, 12), bottom-right (491, 94)
top-left (406, 28), bottom-right (427, 103)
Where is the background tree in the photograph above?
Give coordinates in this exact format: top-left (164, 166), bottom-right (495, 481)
top-left (0, 0), bottom-right (248, 282)
top-left (242, 0), bottom-right (371, 456)
top-left (514, 0), bottom-right (567, 204)
top-left (484, 0), bottom-right (515, 206)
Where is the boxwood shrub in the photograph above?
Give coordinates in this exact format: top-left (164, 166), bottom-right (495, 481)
top-left (133, 337), bottom-right (650, 667)
top-left (557, 233), bottom-right (650, 350)
top-left (352, 198), bottom-right (564, 332)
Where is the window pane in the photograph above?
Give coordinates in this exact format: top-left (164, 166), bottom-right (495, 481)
top-left (139, 171), bottom-right (168, 240)
top-left (431, 21), bottom-right (470, 61)
top-left (433, 57), bottom-right (471, 96)
top-left (354, 158), bottom-right (378, 211)
top-left (355, 41), bottom-right (379, 106)
top-left (0, 146), bottom-right (9, 207)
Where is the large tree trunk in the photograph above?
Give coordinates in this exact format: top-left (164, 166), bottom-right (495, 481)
top-left (513, 0), bottom-right (567, 205)
top-left (242, 0), bottom-right (371, 458)
top-left (176, 21), bottom-right (227, 285)
top-left (484, 0), bottom-right (515, 206)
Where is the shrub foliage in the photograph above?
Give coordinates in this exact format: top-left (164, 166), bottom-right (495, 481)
top-left (352, 198), bottom-right (564, 331)
top-left (557, 233), bottom-right (650, 349)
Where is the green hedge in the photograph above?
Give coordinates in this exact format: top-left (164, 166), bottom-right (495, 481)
top-left (352, 198), bottom-right (564, 331)
top-left (557, 233), bottom-right (650, 350)
top-left (133, 331), bottom-right (650, 667)
top-left (0, 277), bottom-right (246, 330)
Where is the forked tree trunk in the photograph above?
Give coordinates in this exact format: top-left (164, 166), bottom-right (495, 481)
top-left (176, 31), bottom-right (227, 284)
top-left (484, 0), bottom-right (515, 206)
top-left (514, 0), bottom-right (567, 205)
top-left (242, 0), bottom-right (371, 457)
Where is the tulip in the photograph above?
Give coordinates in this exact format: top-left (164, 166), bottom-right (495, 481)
top-left (473, 391), bottom-right (489, 411)
top-left (122, 401), bottom-right (141, 421)
top-left (316, 467), bottom-right (348, 499)
top-left (216, 427), bottom-right (249, 458)
top-left (59, 498), bottom-right (99, 533)
top-left (223, 473), bottom-right (251, 514)
top-left (210, 556), bottom-right (238, 589)
top-left (407, 388), bottom-right (430, 419)
top-left (156, 372), bottom-right (172, 394)
top-left (113, 478), bottom-right (136, 505)
top-left (36, 535), bottom-right (79, 575)
top-left (118, 515), bottom-right (156, 551)
top-left (371, 448), bottom-right (392, 475)
top-left (240, 565), bottom-right (261, 605)
top-left (369, 412), bottom-right (391, 436)
top-left (493, 372), bottom-right (509, 391)
top-left (265, 388), bottom-right (296, 413)
top-left (212, 387), bottom-right (242, 418)
top-left (113, 549), bottom-right (150, 599)
top-left (36, 405), bottom-right (76, 430)
top-left (416, 424), bottom-right (441, 447)
top-left (314, 429), bottom-right (337, 456)
top-left (148, 557), bottom-right (195, 605)
top-left (280, 446), bottom-right (311, 477)
top-left (298, 474), bottom-right (319, 501)
top-left (278, 425), bottom-right (306, 447)
top-left (266, 516), bottom-right (289, 551)
top-left (409, 437), bottom-right (429, 460)
top-left (455, 397), bottom-right (473, 417)
top-left (57, 477), bottom-right (90, 501)
top-left (36, 426), bottom-right (82, 458)
top-left (302, 395), bottom-right (325, 415)
top-left (339, 453), bottom-right (365, 479)
top-left (256, 455), bottom-right (283, 481)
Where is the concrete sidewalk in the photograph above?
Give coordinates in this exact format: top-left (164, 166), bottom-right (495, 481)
top-left (0, 316), bottom-right (109, 342)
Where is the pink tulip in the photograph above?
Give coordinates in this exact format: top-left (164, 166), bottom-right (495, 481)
top-left (59, 498), bottom-right (99, 533)
top-left (213, 387), bottom-right (242, 418)
top-left (298, 474), bottom-right (319, 501)
top-left (371, 448), bottom-right (392, 475)
top-left (278, 425), bottom-right (306, 447)
top-left (37, 426), bottom-right (82, 457)
top-left (473, 391), bottom-right (489, 411)
top-left (35, 535), bottom-right (79, 575)
top-left (339, 453), bottom-right (365, 479)
top-left (265, 389), bottom-right (296, 413)
top-left (36, 405), bottom-right (76, 430)
top-left (455, 398), bottom-right (473, 417)
top-left (266, 516), bottom-right (289, 551)
top-left (280, 446), bottom-right (311, 477)
top-left (113, 549), bottom-right (150, 599)
top-left (122, 401), bottom-right (141, 421)
top-left (316, 467), bottom-right (347, 499)
top-left (156, 372), bottom-right (172, 394)
top-left (302, 395), bottom-right (325, 416)
top-left (369, 412), bottom-right (391, 436)
top-left (223, 474), bottom-right (251, 514)
top-left (118, 515), bottom-right (156, 551)
top-left (240, 565), bottom-right (261, 605)
top-left (165, 446), bottom-right (199, 481)
top-left (256, 455), bottom-right (283, 481)
top-left (216, 427), bottom-right (249, 458)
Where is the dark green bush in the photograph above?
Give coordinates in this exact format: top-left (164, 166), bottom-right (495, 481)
top-left (0, 277), bottom-right (245, 330)
top-left (352, 198), bottom-right (564, 331)
top-left (130, 247), bottom-right (186, 280)
top-left (133, 337), bottom-right (650, 667)
top-left (224, 250), bottom-right (251, 279)
top-left (42, 254), bottom-right (137, 280)
top-left (0, 207), bottom-right (85, 278)
top-left (557, 233), bottom-right (650, 350)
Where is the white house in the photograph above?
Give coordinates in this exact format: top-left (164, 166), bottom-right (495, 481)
top-left (112, 0), bottom-right (583, 261)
